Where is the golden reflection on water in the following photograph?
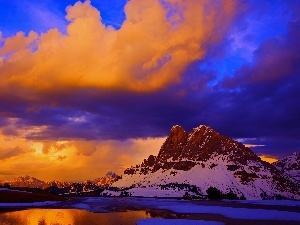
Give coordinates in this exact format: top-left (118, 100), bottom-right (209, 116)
top-left (0, 209), bottom-right (151, 225)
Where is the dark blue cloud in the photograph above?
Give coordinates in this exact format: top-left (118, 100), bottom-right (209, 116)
top-left (0, 0), bottom-right (299, 159)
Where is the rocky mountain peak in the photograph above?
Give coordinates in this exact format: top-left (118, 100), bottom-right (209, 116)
top-left (157, 125), bottom-right (188, 162)
top-left (124, 124), bottom-right (263, 175)
top-left (169, 125), bottom-right (187, 143)
top-left (112, 125), bottom-right (300, 199)
top-left (105, 171), bottom-right (119, 178)
top-left (94, 172), bottom-right (121, 187)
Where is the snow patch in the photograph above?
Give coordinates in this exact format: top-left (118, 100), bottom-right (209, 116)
top-left (137, 218), bottom-right (224, 225)
top-left (0, 188), bottom-right (32, 193)
top-left (71, 203), bottom-right (90, 210)
top-left (0, 201), bottom-right (59, 207)
top-left (157, 204), bottom-right (300, 221)
top-left (231, 200), bottom-right (300, 207)
top-left (111, 152), bottom-right (299, 199)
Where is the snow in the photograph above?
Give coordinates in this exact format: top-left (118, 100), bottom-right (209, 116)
top-left (137, 218), bottom-right (224, 225)
top-left (0, 201), bottom-right (59, 207)
top-left (155, 204), bottom-right (300, 221)
top-left (122, 198), bottom-right (300, 221)
top-left (66, 197), bottom-right (300, 222)
top-left (3, 197), bottom-right (299, 222)
top-left (84, 197), bottom-right (109, 203)
top-left (0, 188), bottom-right (32, 193)
top-left (229, 200), bottom-right (300, 207)
top-left (111, 152), bottom-right (300, 200)
top-left (121, 187), bottom-right (187, 197)
top-left (273, 152), bottom-right (300, 182)
top-left (171, 125), bottom-right (183, 130)
top-left (71, 203), bottom-right (90, 210)
top-left (114, 124), bottom-right (297, 200)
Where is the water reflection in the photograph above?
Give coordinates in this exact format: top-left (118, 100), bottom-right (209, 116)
top-left (0, 209), bottom-right (151, 225)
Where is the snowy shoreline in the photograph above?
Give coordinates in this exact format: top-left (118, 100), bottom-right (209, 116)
top-left (0, 197), bottom-right (299, 222)
top-left (0, 201), bottom-right (60, 207)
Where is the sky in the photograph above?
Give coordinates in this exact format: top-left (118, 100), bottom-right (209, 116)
top-left (0, 0), bottom-right (299, 181)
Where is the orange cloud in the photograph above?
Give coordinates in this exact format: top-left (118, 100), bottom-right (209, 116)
top-left (0, 124), bottom-right (165, 181)
top-left (42, 141), bottom-right (71, 154)
top-left (0, 0), bottom-right (236, 94)
top-left (259, 155), bottom-right (278, 163)
top-left (0, 0), bottom-right (238, 182)
top-left (0, 146), bottom-right (25, 160)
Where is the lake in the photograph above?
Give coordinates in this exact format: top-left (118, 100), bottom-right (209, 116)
top-left (0, 209), bottom-right (152, 225)
top-left (1, 197), bottom-right (300, 225)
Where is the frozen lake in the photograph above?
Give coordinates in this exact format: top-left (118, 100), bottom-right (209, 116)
top-left (1, 197), bottom-right (300, 224)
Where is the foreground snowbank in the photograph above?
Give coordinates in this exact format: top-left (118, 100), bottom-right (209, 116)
top-left (137, 219), bottom-right (224, 225)
top-left (227, 199), bottom-right (300, 207)
top-left (157, 204), bottom-right (300, 221)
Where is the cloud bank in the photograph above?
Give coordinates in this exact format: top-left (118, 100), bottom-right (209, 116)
top-left (0, 0), bottom-right (235, 93)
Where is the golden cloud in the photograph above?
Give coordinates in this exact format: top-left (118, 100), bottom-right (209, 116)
top-left (259, 155), bottom-right (278, 164)
top-left (0, 124), bottom-right (166, 181)
top-left (0, 0), bottom-right (236, 94)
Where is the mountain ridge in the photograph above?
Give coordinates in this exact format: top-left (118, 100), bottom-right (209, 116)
top-left (1, 125), bottom-right (299, 200)
top-left (0, 172), bottom-right (120, 194)
top-left (107, 124), bottom-right (300, 199)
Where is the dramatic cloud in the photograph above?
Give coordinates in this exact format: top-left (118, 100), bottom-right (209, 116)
top-left (0, 130), bottom-right (165, 181)
top-left (0, 146), bottom-right (25, 160)
top-left (226, 21), bottom-right (300, 86)
top-left (0, 0), bottom-right (236, 94)
top-left (196, 18), bottom-right (300, 158)
top-left (0, 0), bottom-right (299, 181)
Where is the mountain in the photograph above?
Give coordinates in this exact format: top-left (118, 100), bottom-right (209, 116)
top-left (1, 175), bottom-right (48, 189)
top-left (0, 175), bottom-right (74, 189)
top-left (0, 172), bottom-right (120, 195)
top-left (273, 152), bottom-right (300, 185)
top-left (94, 171), bottom-right (121, 187)
top-left (106, 125), bottom-right (300, 200)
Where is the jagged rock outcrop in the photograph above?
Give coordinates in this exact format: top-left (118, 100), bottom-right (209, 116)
top-left (109, 125), bottom-right (300, 200)
top-left (160, 125), bottom-right (188, 161)
top-left (94, 171), bottom-right (121, 187)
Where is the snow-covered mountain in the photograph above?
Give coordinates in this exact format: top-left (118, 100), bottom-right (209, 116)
top-left (0, 175), bottom-right (48, 189)
top-left (273, 152), bottom-right (300, 185)
top-left (0, 175), bottom-right (76, 189)
top-left (0, 172), bottom-right (120, 194)
top-left (106, 125), bottom-right (300, 200)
